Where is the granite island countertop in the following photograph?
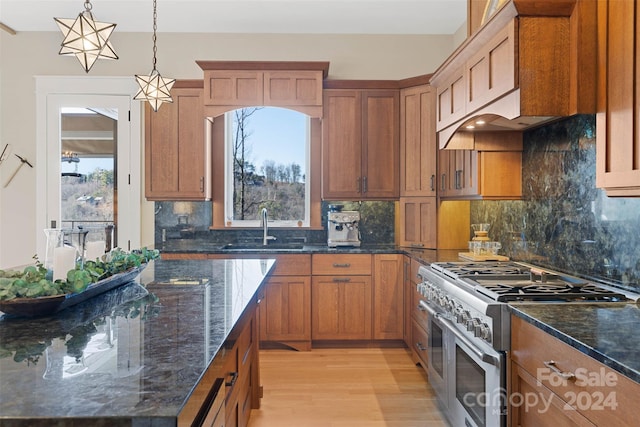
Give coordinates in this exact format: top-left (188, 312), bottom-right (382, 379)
top-left (0, 258), bottom-right (274, 426)
top-left (510, 302), bottom-right (640, 384)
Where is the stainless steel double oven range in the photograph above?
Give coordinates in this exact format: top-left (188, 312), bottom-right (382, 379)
top-left (417, 261), bottom-right (628, 427)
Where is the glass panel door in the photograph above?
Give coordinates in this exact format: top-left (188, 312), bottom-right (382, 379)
top-left (60, 107), bottom-right (116, 249)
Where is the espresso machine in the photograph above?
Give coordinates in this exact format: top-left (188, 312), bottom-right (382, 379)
top-left (327, 211), bottom-right (361, 247)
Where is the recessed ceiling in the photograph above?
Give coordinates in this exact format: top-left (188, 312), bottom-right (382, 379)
top-left (0, 0), bottom-right (467, 35)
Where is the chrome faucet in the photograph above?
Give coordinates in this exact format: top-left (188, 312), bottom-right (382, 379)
top-left (261, 208), bottom-right (276, 245)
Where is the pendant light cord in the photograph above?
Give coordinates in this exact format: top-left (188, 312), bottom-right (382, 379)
top-left (84, 0), bottom-right (92, 12)
top-left (152, 0), bottom-right (158, 72)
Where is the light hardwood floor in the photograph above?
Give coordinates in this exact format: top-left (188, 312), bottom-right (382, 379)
top-left (248, 347), bottom-right (449, 427)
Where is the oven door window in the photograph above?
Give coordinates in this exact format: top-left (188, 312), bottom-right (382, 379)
top-left (456, 345), bottom-right (486, 427)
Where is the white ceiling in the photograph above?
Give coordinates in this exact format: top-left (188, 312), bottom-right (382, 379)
top-left (0, 0), bottom-right (467, 35)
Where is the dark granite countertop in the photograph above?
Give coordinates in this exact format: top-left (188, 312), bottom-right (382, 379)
top-left (510, 302), bottom-right (640, 384)
top-left (159, 238), bottom-right (462, 264)
top-left (0, 258), bottom-right (274, 426)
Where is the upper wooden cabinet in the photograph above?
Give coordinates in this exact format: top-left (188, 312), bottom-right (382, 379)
top-left (596, 0), bottom-right (640, 196)
top-left (431, 0), bottom-right (596, 148)
top-left (400, 83), bottom-right (437, 197)
top-left (438, 131), bottom-right (523, 200)
top-left (398, 197), bottom-right (437, 249)
top-left (145, 81), bottom-right (212, 201)
top-left (322, 86), bottom-right (400, 200)
top-left (196, 61), bottom-right (329, 118)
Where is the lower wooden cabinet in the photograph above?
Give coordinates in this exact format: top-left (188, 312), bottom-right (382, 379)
top-left (510, 315), bottom-right (639, 427)
top-left (258, 254), bottom-right (311, 351)
top-left (310, 253), bottom-right (404, 342)
top-left (407, 258), bottom-right (429, 371)
top-left (224, 304), bottom-right (259, 427)
top-left (373, 254), bottom-right (404, 340)
top-left (311, 274), bottom-right (372, 340)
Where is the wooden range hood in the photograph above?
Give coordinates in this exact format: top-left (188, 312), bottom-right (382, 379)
top-left (431, 0), bottom-right (596, 149)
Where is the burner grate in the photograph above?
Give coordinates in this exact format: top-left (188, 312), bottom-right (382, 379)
top-left (474, 280), bottom-right (628, 302)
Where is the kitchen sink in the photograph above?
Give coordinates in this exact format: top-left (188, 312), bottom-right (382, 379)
top-left (220, 243), bottom-right (306, 251)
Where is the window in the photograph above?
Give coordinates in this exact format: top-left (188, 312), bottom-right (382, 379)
top-left (224, 107), bottom-right (311, 227)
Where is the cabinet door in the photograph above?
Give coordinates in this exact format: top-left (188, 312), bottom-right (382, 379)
top-left (438, 149), bottom-right (478, 198)
top-left (203, 70), bottom-right (263, 106)
top-left (596, 0), bottom-right (640, 196)
top-left (400, 85), bottom-right (437, 196)
top-left (259, 275), bottom-right (311, 342)
top-left (145, 86), bottom-right (210, 200)
top-left (398, 197), bottom-right (436, 249)
top-left (263, 70), bottom-right (323, 107)
top-left (311, 275), bottom-right (372, 340)
top-left (362, 90), bottom-right (400, 198)
top-left (322, 90), bottom-right (362, 199)
top-left (373, 254), bottom-right (403, 340)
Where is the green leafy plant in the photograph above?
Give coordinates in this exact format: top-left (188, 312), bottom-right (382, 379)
top-left (0, 247), bottom-right (159, 301)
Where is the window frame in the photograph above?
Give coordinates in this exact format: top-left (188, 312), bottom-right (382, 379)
top-left (222, 108), bottom-right (311, 228)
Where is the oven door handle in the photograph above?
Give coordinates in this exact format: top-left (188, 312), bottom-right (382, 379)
top-left (419, 300), bottom-right (501, 368)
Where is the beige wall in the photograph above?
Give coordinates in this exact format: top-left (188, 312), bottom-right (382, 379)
top-left (0, 31), bottom-right (458, 268)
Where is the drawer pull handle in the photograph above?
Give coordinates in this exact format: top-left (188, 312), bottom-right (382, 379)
top-left (543, 360), bottom-right (576, 380)
top-left (417, 304), bottom-right (427, 312)
top-left (410, 243), bottom-right (425, 248)
top-left (416, 342), bottom-right (427, 351)
top-left (225, 371), bottom-right (238, 387)
top-left (333, 278), bottom-right (351, 283)
top-left (333, 263), bottom-right (351, 268)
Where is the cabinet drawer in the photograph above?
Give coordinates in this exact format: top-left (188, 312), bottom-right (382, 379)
top-left (411, 319), bottom-right (429, 369)
top-left (271, 254), bottom-right (311, 276)
top-left (312, 254), bottom-right (371, 275)
top-left (511, 316), bottom-right (638, 426)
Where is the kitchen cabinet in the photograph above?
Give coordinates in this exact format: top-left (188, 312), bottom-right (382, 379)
top-left (372, 254), bottom-right (403, 340)
top-left (397, 197), bottom-right (437, 249)
top-left (144, 80), bottom-right (212, 201)
top-left (510, 315), bottom-right (639, 427)
top-left (400, 83), bottom-right (437, 197)
top-left (402, 256), bottom-right (412, 348)
top-left (431, 0), bottom-right (596, 148)
top-left (196, 61), bottom-right (329, 118)
top-left (224, 302), bottom-right (259, 427)
top-left (258, 254), bottom-right (311, 351)
top-left (596, 0), bottom-right (640, 196)
top-left (311, 254), bottom-right (372, 340)
top-left (438, 131), bottom-right (522, 200)
top-left (438, 148), bottom-right (478, 198)
top-left (322, 88), bottom-right (400, 200)
top-left (407, 258), bottom-right (429, 372)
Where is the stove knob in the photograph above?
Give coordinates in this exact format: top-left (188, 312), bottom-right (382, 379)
top-left (461, 310), bottom-right (471, 324)
top-left (466, 318), bottom-right (477, 332)
top-left (480, 324), bottom-right (492, 342)
top-left (473, 322), bottom-right (484, 338)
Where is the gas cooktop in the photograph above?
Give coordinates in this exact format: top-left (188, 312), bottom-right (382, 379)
top-left (431, 261), bottom-right (530, 280)
top-left (470, 278), bottom-right (628, 302)
top-left (431, 261), bottom-right (629, 303)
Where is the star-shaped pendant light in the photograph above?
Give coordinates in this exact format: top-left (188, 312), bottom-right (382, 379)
top-left (134, 0), bottom-right (175, 112)
top-left (54, 0), bottom-right (118, 73)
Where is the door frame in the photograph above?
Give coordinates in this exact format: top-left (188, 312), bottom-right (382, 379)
top-left (35, 76), bottom-right (142, 259)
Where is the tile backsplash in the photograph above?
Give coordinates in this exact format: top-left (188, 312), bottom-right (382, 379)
top-left (154, 200), bottom-right (395, 247)
top-left (471, 115), bottom-right (640, 291)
